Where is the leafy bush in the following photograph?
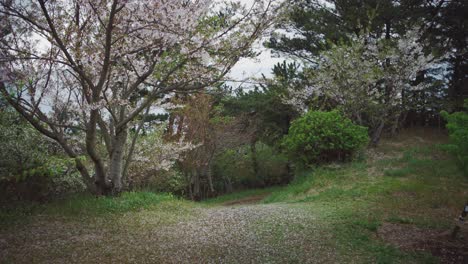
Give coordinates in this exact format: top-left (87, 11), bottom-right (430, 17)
top-left (0, 109), bottom-right (85, 202)
top-left (0, 109), bottom-right (49, 181)
top-left (0, 155), bottom-right (86, 202)
top-left (256, 143), bottom-right (290, 185)
top-left (213, 146), bottom-right (255, 191)
top-left (282, 110), bottom-right (368, 166)
top-left (441, 100), bottom-right (468, 176)
top-left (213, 143), bottom-right (289, 191)
top-left (134, 168), bottom-right (188, 196)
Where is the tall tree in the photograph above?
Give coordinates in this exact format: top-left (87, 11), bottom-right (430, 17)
top-left (0, 0), bottom-right (280, 195)
top-left (414, 0), bottom-right (468, 109)
top-left (267, 0), bottom-right (411, 62)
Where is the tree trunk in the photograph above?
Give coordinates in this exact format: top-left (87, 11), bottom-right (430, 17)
top-left (449, 55), bottom-right (466, 110)
top-left (122, 106), bottom-right (150, 184)
top-left (108, 127), bottom-right (128, 194)
top-left (86, 109), bottom-right (110, 195)
top-left (206, 163), bottom-right (215, 194)
top-left (186, 171), bottom-right (193, 200)
top-left (192, 169), bottom-right (201, 201)
top-left (225, 177), bottom-right (233, 194)
top-left (250, 140), bottom-right (259, 177)
top-left (286, 160), bottom-right (294, 183)
top-left (370, 119), bottom-right (385, 146)
top-left (355, 112), bottom-right (363, 126)
top-left (94, 168), bottom-right (110, 195)
top-left (390, 114), bottom-right (400, 137)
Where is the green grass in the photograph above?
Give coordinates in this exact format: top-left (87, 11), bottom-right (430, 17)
top-left (0, 191), bottom-right (192, 227)
top-left (384, 167), bottom-right (413, 177)
top-left (44, 191), bottom-right (179, 215)
top-left (259, 132), bottom-right (466, 263)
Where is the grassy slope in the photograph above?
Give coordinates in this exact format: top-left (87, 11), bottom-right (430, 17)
top-left (1, 128), bottom-right (466, 263)
top-left (259, 128), bottom-right (467, 263)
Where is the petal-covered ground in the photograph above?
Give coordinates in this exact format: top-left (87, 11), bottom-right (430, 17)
top-left (1, 203), bottom-right (340, 263)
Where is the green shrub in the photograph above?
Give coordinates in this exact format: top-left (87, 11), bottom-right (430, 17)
top-left (213, 146), bottom-right (255, 190)
top-left (0, 109), bottom-right (85, 202)
top-left (256, 143), bottom-right (290, 185)
top-left (0, 109), bottom-right (49, 182)
top-left (213, 143), bottom-right (289, 191)
top-left (282, 110), bottom-right (368, 166)
top-left (441, 100), bottom-right (468, 176)
top-left (135, 168), bottom-right (188, 196)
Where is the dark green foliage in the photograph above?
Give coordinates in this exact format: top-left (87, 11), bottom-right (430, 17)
top-left (267, 0), bottom-right (409, 59)
top-left (411, 0), bottom-right (468, 108)
top-left (256, 143), bottom-right (291, 185)
top-left (0, 109), bottom-right (49, 180)
top-left (441, 101), bottom-right (468, 176)
top-left (222, 62), bottom-right (300, 146)
top-left (268, 0), bottom-right (466, 130)
top-left (136, 169), bottom-right (187, 196)
top-left (0, 108), bottom-right (85, 202)
top-left (213, 143), bottom-right (289, 191)
top-left (283, 111), bottom-right (368, 166)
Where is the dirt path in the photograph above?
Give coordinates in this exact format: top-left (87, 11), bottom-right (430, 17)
top-left (0, 203), bottom-right (337, 263)
top-left (152, 203), bottom-right (335, 263)
top-left (221, 193), bottom-right (270, 206)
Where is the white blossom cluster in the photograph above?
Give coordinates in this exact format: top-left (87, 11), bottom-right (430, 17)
top-left (132, 124), bottom-right (201, 172)
top-left (284, 27), bottom-right (434, 117)
top-left (1, 0), bottom-right (277, 122)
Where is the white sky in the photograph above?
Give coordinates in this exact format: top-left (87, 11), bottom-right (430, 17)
top-left (228, 40), bottom-right (286, 89)
top-left (227, 0), bottom-right (289, 90)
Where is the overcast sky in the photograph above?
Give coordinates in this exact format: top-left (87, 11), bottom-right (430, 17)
top-left (227, 0), bottom-right (288, 89)
top-left (228, 42), bottom-right (286, 89)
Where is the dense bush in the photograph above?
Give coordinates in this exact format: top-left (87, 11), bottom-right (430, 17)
top-left (213, 143), bottom-right (290, 192)
top-left (0, 110), bottom-right (49, 180)
top-left (0, 109), bottom-right (85, 202)
top-left (256, 143), bottom-right (290, 185)
top-left (129, 168), bottom-right (188, 196)
top-left (282, 110), bottom-right (368, 166)
top-left (214, 146), bottom-right (255, 191)
top-left (441, 100), bottom-right (468, 176)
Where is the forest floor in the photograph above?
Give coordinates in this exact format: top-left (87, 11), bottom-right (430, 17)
top-left (1, 128), bottom-right (468, 263)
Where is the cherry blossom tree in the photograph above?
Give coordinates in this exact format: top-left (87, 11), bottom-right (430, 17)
top-left (285, 28), bottom-right (434, 145)
top-left (0, 0), bottom-right (280, 195)
top-left (126, 122), bottom-right (199, 188)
